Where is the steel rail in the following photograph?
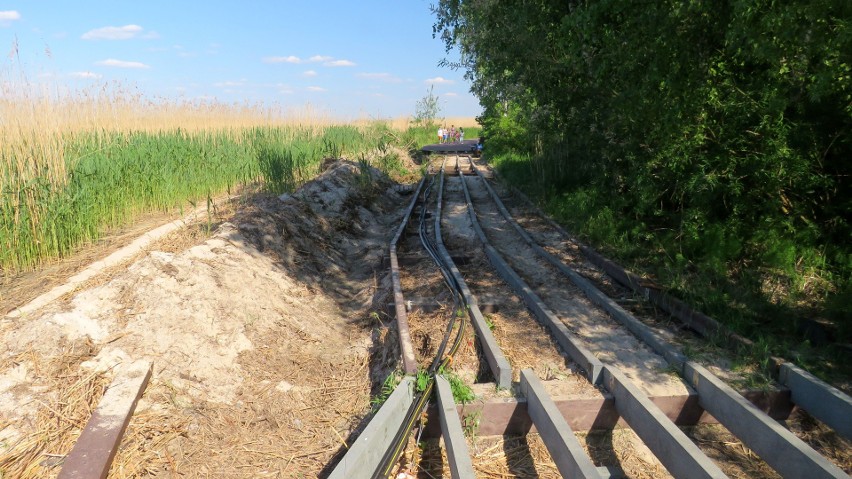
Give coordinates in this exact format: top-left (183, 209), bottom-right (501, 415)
top-left (389, 175), bottom-right (428, 374)
top-left (432, 158), bottom-right (512, 388)
top-left (489, 167), bottom-right (852, 441)
top-left (454, 156), bottom-right (728, 479)
top-left (467, 157), bottom-right (850, 479)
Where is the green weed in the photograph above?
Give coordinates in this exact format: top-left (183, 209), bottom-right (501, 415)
top-left (462, 410), bottom-right (482, 438)
top-left (372, 372), bottom-right (401, 410)
top-left (438, 368), bottom-right (475, 404)
top-left (415, 369), bottom-right (429, 393)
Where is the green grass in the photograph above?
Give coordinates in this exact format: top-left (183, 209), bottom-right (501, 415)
top-left (0, 123), bottom-right (403, 274)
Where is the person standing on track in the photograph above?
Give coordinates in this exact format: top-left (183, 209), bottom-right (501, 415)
top-left (443, 126), bottom-right (449, 144)
top-left (437, 126), bottom-right (443, 144)
top-left (459, 127), bottom-right (464, 142)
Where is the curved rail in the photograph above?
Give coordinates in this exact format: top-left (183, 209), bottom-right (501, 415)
top-left (331, 153), bottom-right (850, 478)
top-left (389, 176), bottom-right (427, 374)
top-left (372, 161), bottom-right (473, 478)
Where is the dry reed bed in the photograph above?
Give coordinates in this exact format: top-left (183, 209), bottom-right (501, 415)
top-left (396, 247), bottom-right (483, 375)
top-left (0, 345), bottom-right (372, 478)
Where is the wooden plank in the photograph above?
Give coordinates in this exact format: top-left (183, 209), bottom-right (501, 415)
top-left (390, 248), bottom-right (417, 375)
top-left (685, 362), bottom-right (848, 478)
top-left (780, 362), bottom-right (852, 440)
top-left (435, 375), bottom-right (476, 478)
top-left (419, 388), bottom-right (793, 438)
top-left (520, 369), bottom-right (603, 478)
top-left (58, 360), bottom-right (153, 479)
top-left (329, 377), bottom-right (415, 478)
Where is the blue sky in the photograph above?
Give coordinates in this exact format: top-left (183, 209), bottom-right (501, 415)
top-left (0, 1), bottom-right (480, 118)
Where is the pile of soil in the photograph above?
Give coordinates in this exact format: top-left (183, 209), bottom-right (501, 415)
top-left (0, 161), bottom-right (407, 477)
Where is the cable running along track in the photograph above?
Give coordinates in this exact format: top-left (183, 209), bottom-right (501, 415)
top-left (330, 154), bottom-right (851, 478)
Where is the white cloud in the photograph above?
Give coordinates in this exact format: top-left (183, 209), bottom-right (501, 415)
top-left (263, 55), bottom-right (302, 64)
top-left (0, 11), bottom-right (21, 25)
top-left (357, 72), bottom-right (401, 83)
top-left (70, 71), bottom-right (102, 79)
top-left (303, 70), bottom-right (317, 77)
top-left (82, 24), bottom-right (150, 40)
top-left (444, 92), bottom-right (459, 97)
top-left (325, 59), bottom-right (355, 67)
top-left (426, 76), bottom-right (454, 85)
top-left (264, 55), bottom-right (353, 67)
top-left (96, 58), bottom-right (151, 69)
top-left (307, 86), bottom-right (326, 92)
top-left (213, 79), bottom-right (247, 87)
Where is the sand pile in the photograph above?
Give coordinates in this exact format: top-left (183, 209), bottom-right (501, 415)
top-left (0, 160), bottom-right (409, 477)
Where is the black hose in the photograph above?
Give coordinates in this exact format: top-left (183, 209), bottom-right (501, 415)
top-left (371, 158), bottom-right (468, 478)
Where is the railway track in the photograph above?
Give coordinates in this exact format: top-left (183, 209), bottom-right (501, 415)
top-left (331, 155), bottom-right (851, 478)
top-left (47, 155), bottom-right (850, 478)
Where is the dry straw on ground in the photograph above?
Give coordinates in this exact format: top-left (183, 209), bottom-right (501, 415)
top-left (0, 340), bottom-right (110, 479)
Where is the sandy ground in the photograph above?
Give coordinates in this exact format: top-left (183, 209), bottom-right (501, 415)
top-left (0, 161), bottom-right (406, 478)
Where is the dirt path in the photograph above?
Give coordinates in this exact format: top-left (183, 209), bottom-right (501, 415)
top-left (0, 202), bottom-right (236, 316)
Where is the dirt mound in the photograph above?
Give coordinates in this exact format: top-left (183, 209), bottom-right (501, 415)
top-left (0, 160), bottom-right (408, 477)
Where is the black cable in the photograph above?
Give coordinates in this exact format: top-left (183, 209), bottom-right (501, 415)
top-left (371, 158), bottom-right (468, 478)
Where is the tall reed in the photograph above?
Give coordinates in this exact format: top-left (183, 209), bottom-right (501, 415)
top-left (0, 78), bottom-right (396, 273)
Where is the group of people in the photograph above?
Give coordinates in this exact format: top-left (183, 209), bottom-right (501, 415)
top-left (437, 125), bottom-right (464, 144)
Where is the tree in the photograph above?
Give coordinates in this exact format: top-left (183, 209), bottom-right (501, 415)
top-left (432, 0), bottom-right (852, 340)
top-left (412, 85), bottom-right (441, 128)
